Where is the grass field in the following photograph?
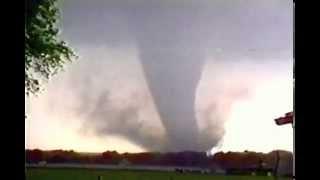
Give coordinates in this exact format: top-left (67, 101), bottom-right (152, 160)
top-left (26, 168), bottom-right (290, 180)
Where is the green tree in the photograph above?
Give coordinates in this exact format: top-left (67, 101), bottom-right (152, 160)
top-left (25, 0), bottom-right (76, 95)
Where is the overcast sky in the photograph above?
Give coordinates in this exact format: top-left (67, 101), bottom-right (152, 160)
top-left (25, 0), bottom-right (293, 153)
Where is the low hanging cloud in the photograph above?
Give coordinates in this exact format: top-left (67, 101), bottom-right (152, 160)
top-left (26, 0), bottom-right (292, 152)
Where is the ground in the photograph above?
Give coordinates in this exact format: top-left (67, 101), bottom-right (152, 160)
top-left (26, 168), bottom-right (291, 180)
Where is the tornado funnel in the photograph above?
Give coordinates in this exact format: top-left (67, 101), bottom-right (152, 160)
top-left (130, 4), bottom-right (207, 151)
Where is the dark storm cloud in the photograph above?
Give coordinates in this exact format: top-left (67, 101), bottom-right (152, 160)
top-left (60, 0), bottom-right (292, 53)
top-left (54, 0), bottom-right (292, 152)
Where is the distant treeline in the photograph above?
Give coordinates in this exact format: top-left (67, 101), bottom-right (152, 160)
top-left (25, 149), bottom-right (292, 175)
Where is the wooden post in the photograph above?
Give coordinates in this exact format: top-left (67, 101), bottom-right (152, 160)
top-left (293, 2), bottom-right (295, 180)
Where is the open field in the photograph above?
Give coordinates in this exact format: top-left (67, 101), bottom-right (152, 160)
top-left (26, 168), bottom-right (290, 180)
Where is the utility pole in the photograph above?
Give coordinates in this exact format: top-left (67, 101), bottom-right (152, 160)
top-left (273, 3), bottom-right (294, 180)
top-left (292, 2), bottom-right (295, 179)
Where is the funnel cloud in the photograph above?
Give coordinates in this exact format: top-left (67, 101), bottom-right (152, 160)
top-left (27, 0), bottom-right (292, 152)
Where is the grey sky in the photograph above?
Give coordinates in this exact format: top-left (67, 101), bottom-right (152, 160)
top-left (60, 0), bottom-right (292, 53)
top-left (26, 0), bottom-right (293, 153)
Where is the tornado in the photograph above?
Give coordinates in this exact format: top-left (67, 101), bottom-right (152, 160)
top-left (138, 45), bottom-right (205, 151)
top-left (54, 0), bottom-right (292, 153)
top-left (129, 3), bottom-right (208, 151)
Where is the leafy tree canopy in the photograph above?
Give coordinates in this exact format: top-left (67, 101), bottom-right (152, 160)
top-left (25, 0), bottom-right (76, 95)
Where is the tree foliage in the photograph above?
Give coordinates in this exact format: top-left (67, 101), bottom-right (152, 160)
top-left (25, 0), bottom-right (76, 95)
